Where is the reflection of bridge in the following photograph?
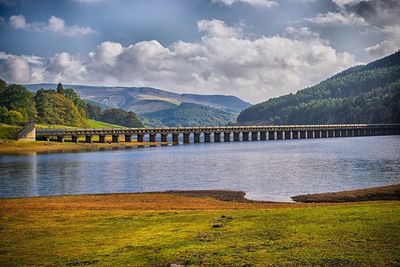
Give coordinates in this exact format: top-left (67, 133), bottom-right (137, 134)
top-left (36, 124), bottom-right (400, 144)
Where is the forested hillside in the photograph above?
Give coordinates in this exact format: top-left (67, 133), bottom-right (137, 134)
top-left (142, 103), bottom-right (236, 127)
top-left (0, 81), bottom-right (143, 128)
top-left (238, 51), bottom-right (400, 125)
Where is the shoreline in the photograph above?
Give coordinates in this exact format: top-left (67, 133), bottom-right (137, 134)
top-left (291, 184), bottom-right (400, 203)
top-left (2, 184), bottom-right (399, 204)
top-left (0, 140), bottom-right (172, 155)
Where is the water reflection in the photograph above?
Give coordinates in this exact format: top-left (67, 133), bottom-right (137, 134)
top-left (1, 136), bottom-right (399, 201)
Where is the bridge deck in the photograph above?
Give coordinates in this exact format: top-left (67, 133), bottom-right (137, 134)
top-left (36, 124), bottom-right (400, 137)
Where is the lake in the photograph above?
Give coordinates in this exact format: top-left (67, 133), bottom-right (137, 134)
top-left (1, 136), bottom-right (399, 201)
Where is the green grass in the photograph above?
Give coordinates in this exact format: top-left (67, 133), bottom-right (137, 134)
top-left (0, 123), bottom-right (21, 140)
top-left (35, 119), bottom-right (124, 129)
top-left (1, 201), bottom-right (399, 266)
top-left (86, 119), bottom-right (124, 128)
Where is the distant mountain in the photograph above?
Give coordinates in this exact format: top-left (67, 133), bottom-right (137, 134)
top-left (25, 84), bottom-right (250, 127)
top-left (25, 84), bottom-right (250, 114)
top-left (238, 51), bottom-right (400, 125)
top-left (142, 102), bottom-right (237, 127)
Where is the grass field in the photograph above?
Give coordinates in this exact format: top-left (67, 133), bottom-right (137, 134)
top-left (86, 119), bottom-right (124, 128)
top-left (0, 194), bottom-right (399, 266)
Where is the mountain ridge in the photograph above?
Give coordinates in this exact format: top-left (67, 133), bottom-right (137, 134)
top-left (24, 84), bottom-right (251, 115)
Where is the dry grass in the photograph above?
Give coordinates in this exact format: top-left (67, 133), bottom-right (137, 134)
top-left (0, 140), bottom-right (170, 154)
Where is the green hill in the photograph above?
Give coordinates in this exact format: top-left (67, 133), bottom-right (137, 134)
top-left (142, 102), bottom-right (237, 127)
top-left (237, 51), bottom-right (400, 125)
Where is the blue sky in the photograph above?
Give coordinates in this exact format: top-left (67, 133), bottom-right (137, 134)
top-left (0, 0), bottom-right (399, 102)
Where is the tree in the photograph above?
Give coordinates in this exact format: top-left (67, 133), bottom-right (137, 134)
top-left (34, 89), bottom-right (86, 127)
top-left (57, 83), bottom-right (65, 95)
top-left (0, 84), bottom-right (36, 122)
top-left (64, 88), bottom-right (87, 119)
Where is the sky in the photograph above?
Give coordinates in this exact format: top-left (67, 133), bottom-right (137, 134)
top-left (0, 0), bottom-right (399, 103)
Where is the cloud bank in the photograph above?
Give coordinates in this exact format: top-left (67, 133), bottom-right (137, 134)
top-left (1, 19), bottom-right (357, 103)
top-left (8, 15), bottom-right (96, 36)
top-left (306, 0), bottom-right (400, 58)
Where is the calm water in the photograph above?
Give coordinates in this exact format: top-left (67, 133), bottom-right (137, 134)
top-left (1, 136), bottom-right (399, 201)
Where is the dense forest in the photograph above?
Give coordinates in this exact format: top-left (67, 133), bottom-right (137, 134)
top-left (0, 80), bottom-right (143, 128)
top-left (238, 51), bottom-right (400, 125)
top-left (142, 102), bottom-right (237, 127)
top-left (87, 104), bottom-right (144, 128)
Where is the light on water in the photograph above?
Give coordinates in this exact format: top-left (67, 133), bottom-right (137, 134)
top-left (1, 136), bottom-right (399, 201)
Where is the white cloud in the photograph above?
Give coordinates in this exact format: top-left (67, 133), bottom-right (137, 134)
top-left (46, 16), bottom-right (96, 36)
top-left (0, 21), bottom-right (357, 103)
top-left (8, 14), bottom-right (96, 36)
top-left (197, 19), bottom-right (243, 38)
top-left (0, 52), bottom-right (43, 83)
top-left (305, 11), bottom-right (366, 26)
top-left (212, 0), bottom-right (277, 8)
top-left (9, 14), bottom-right (27, 29)
top-left (365, 25), bottom-right (400, 57)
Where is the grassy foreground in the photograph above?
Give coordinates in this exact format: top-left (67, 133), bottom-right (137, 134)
top-left (1, 193), bottom-right (399, 266)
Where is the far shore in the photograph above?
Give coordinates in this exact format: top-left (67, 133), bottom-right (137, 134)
top-left (0, 140), bottom-right (172, 154)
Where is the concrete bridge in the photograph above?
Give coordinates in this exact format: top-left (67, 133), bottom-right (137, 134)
top-left (36, 124), bottom-right (400, 144)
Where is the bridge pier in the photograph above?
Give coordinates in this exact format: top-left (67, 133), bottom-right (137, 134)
top-left (125, 134), bottom-right (132, 142)
top-left (99, 135), bottom-right (106, 143)
top-left (322, 131), bottom-right (328, 138)
top-left (149, 133), bottom-right (156, 142)
top-left (277, 131), bottom-right (283, 140)
top-left (161, 133), bottom-right (168, 143)
top-left (243, 132), bottom-right (249, 141)
top-left (137, 134), bottom-right (144, 142)
top-left (292, 131), bottom-right (299, 139)
top-left (335, 129), bottom-right (341, 137)
top-left (183, 133), bottom-right (190, 144)
top-left (251, 131), bottom-right (258, 141)
top-left (57, 136), bottom-right (64, 142)
top-left (268, 131), bottom-right (275, 140)
top-left (224, 132), bottom-right (231, 142)
top-left (340, 130), bottom-right (347, 137)
top-left (71, 135), bottom-right (79, 143)
top-left (172, 133), bottom-right (179, 143)
top-left (233, 132), bottom-right (240, 141)
top-left (112, 134), bottom-right (119, 143)
top-left (307, 130), bottom-right (313, 138)
top-left (300, 131), bottom-right (306, 139)
top-left (285, 131), bottom-right (291, 140)
top-left (314, 130), bottom-right (321, 138)
top-left (214, 132), bottom-right (221, 142)
top-left (194, 132), bottom-right (201, 143)
top-left (86, 135), bottom-right (93, 143)
top-left (204, 132), bottom-right (211, 143)
top-left (260, 131), bottom-right (267, 141)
